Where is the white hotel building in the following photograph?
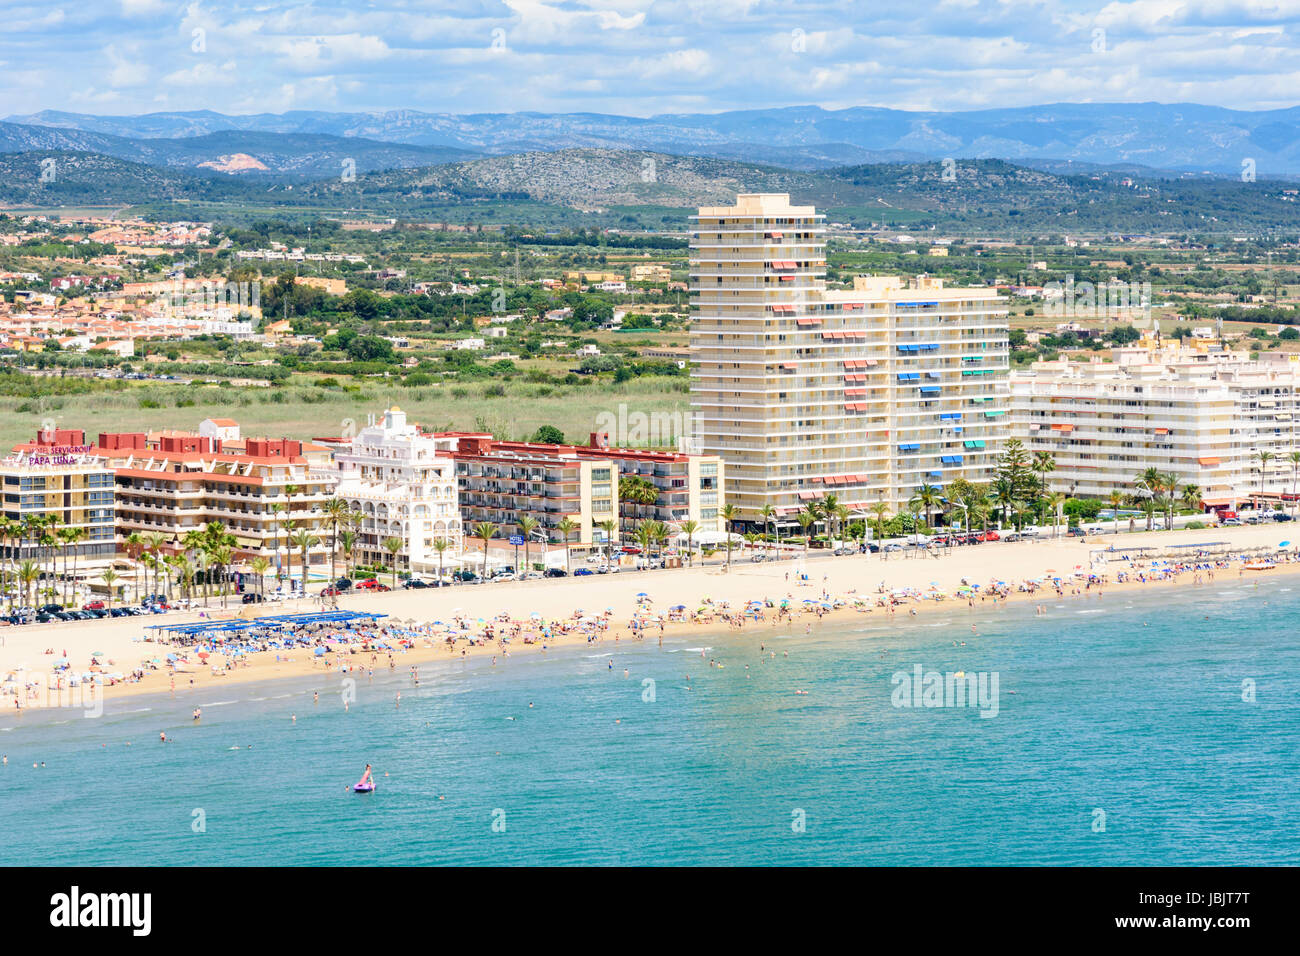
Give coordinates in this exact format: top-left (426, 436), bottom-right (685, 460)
top-left (690, 193), bottom-right (1009, 526)
top-left (330, 407), bottom-right (463, 573)
top-left (1010, 330), bottom-right (1300, 509)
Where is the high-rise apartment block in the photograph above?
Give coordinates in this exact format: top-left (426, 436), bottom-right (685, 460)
top-left (690, 194), bottom-right (1008, 528)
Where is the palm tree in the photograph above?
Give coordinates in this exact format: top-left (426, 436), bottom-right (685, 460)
top-left (868, 502), bottom-right (891, 543)
top-left (268, 502), bottom-right (286, 582)
top-left (382, 536), bottom-right (403, 589)
top-left (1043, 491), bottom-right (1066, 538)
top-left (145, 531), bottom-right (168, 601)
top-left (100, 568), bottom-right (119, 609)
top-left (1254, 450), bottom-right (1275, 499)
top-left (678, 519), bottom-right (699, 566)
top-left (1181, 484), bottom-right (1202, 514)
top-left (796, 508), bottom-right (816, 554)
top-left (0, 518), bottom-right (10, 609)
top-left (721, 504), bottom-right (737, 567)
top-left (209, 543), bottom-right (233, 608)
top-left (292, 529), bottom-right (320, 595)
top-left (324, 496), bottom-right (350, 583)
top-left (991, 477), bottom-right (1018, 530)
top-left (338, 529), bottom-right (357, 578)
top-left (430, 537), bottom-right (450, 583)
top-left (18, 559), bottom-right (39, 608)
top-left (758, 503), bottom-right (776, 554)
top-left (908, 484), bottom-right (943, 531)
top-left (472, 522), bottom-right (498, 579)
top-left (597, 518), bottom-right (617, 568)
top-left (124, 531), bottom-right (143, 604)
top-left (1031, 450), bottom-right (1057, 520)
top-left (1289, 451), bottom-right (1300, 515)
top-left (1108, 489), bottom-right (1125, 534)
top-left (1162, 473), bottom-right (1181, 528)
top-left (58, 526), bottom-right (79, 605)
top-left (250, 556), bottom-right (271, 599)
top-left (1137, 467), bottom-right (1164, 530)
top-left (634, 522), bottom-right (655, 561)
top-left (819, 493), bottom-right (840, 543)
top-left (555, 517), bottom-right (577, 575)
top-left (518, 515), bottom-right (538, 574)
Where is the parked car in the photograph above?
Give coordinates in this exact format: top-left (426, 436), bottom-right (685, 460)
top-left (38, 604), bottom-right (62, 615)
top-left (573, 568), bottom-right (594, 577)
top-left (1068, 526), bottom-right (1088, 537)
top-left (981, 531), bottom-right (1001, 542)
top-left (544, 568), bottom-right (567, 578)
top-left (452, 570), bottom-right (478, 582)
top-left (82, 601), bottom-right (105, 611)
top-left (321, 586), bottom-right (342, 598)
top-left (242, 593), bottom-right (266, 604)
top-left (1272, 512), bottom-right (1293, 522)
top-left (402, 579), bottom-right (430, 589)
top-left (334, 578), bottom-right (353, 591)
top-left (355, 579), bottom-right (382, 590)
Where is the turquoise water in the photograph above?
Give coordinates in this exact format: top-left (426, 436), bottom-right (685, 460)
top-left (2, 578), bottom-right (1297, 866)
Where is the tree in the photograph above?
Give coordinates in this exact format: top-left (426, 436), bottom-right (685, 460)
top-left (1181, 484), bottom-right (1202, 513)
top-left (1108, 489), bottom-right (1125, 534)
top-left (268, 502), bottom-right (286, 581)
top-left (324, 497), bottom-right (350, 583)
top-left (383, 536), bottom-right (403, 589)
top-left (796, 508), bottom-right (816, 554)
top-left (678, 519), bottom-right (699, 566)
top-left (1137, 467), bottom-right (1165, 530)
top-left (518, 515), bottom-right (538, 573)
top-left (1044, 491), bottom-right (1066, 538)
top-left (124, 531), bottom-right (143, 604)
top-left (250, 557), bottom-right (271, 598)
top-left (293, 529), bottom-right (320, 595)
top-left (1290, 451), bottom-right (1300, 515)
top-left (338, 529), bottom-right (357, 578)
top-left (18, 559), bottom-right (38, 608)
top-left (101, 568), bottom-right (119, 609)
top-left (529, 425), bottom-right (565, 444)
top-left (868, 502), bottom-right (891, 542)
top-left (721, 504), bottom-right (737, 567)
top-left (1255, 450), bottom-right (1275, 497)
top-left (597, 518), bottom-right (617, 568)
top-left (430, 537), bottom-right (450, 583)
top-left (555, 517), bottom-right (577, 575)
top-left (908, 484), bottom-right (943, 531)
top-left (758, 504), bottom-right (776, 555)
top-left (472, 522), bottom-right (498, 578)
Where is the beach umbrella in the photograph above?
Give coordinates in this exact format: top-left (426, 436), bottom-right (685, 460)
top-left (90, 650), bottom-right (105, 658)
top-left (670, 604), bottom-right (686, 611)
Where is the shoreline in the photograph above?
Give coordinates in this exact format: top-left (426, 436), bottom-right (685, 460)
top-left (4, 523), bottom-right (1298, 713)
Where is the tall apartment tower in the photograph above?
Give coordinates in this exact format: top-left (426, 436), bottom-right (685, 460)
top-left (690, 194), bottom-right (1009, 529)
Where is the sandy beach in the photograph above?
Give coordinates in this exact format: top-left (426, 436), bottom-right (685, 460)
top-left (4, 522), bottom-right (1298, 709)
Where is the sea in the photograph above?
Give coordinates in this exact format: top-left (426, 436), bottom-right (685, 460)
top-left (1, 577), bottom-right (1297, 866)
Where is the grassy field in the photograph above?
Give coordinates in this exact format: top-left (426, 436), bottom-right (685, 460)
top-left (0, 375), bottom-right (692, 449)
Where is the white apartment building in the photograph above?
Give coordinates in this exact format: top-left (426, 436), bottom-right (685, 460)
top-left (1010, 330), bottom-right (1300, 509)
top-left (690, 193), bottom-right (1009, 527)
top-left (332, 407), bottom-right (463, 574)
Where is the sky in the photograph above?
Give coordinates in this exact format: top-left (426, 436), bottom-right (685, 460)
top-left (1, 0), bottom-right (1299, 118)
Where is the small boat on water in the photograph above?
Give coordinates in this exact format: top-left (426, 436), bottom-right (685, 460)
top-left (1243, 562), bottom-right (1277, 571)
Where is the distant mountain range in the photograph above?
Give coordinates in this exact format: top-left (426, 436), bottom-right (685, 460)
top-left (0, 122), bottom-right (477, 179)
top-left (4, 146), bottom-right (1295, 238)
top-left (7, 103), bottom-right (1300, 176)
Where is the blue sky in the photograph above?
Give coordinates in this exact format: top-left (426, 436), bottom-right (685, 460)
top-left (2, 0), bottom-right (1299, 117)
